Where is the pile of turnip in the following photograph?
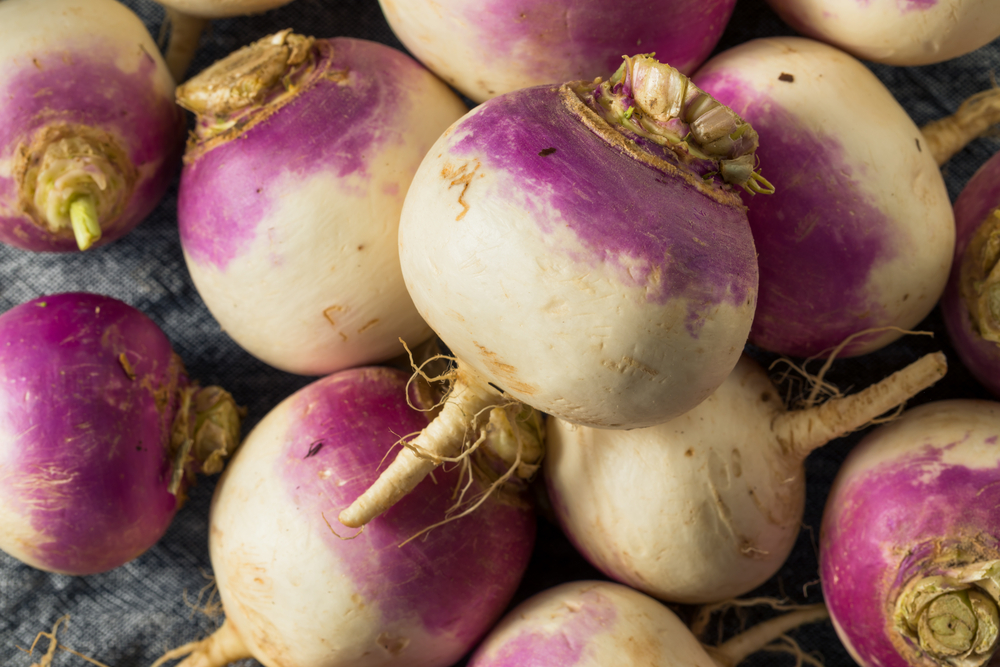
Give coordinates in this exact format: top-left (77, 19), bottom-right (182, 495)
top-left (2, 1), bottom-right (1000, 667)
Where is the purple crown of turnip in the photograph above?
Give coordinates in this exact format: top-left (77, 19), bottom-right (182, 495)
top-left (0, 0), bottom-right (183, 252)
top-left (339, 53), bottom-right (763, 528)
top-left (174, 31), bottom-right (468, 376)
top-left (0, 293), bottom-right (242, 575)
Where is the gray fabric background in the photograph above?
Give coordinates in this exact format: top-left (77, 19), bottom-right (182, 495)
top-left (1, 0), bottom-right (999, 665)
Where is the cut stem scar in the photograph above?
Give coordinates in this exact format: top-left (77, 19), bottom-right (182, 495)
top-left (69, 194), bottom-right (101, 250)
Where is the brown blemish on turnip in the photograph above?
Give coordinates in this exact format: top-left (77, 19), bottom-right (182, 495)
top-left (357, 319), bottom-right (379, 334)
top-left (473, 341), bottom-right (539, 395)
top-left (323, 305), bottom-right (345, 327)
top-left (440, 160), bottom-right (480, 221)
top-left (601, 356), bottom-right (658, 378)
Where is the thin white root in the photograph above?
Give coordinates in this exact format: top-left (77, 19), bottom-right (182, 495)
top-left (150, 619), bottom-right (250, 667)
top-left (162, 8), bottom-right (209, 83)
top-left (337, 364), bottom-right (505, 528)
top-left (922, 80), bottom-right (1000, 166)
top-left (772, 351), bottom-right (947, 461)
top-left (705, 603), bottom-right (830, 667)
top-left (18, 615), bottom-right (112, 667)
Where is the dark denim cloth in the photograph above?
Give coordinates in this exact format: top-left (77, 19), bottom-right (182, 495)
top-left (1, 0), bottom-right (998, 665)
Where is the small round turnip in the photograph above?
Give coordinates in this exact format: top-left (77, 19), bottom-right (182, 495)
top-left (0, 0), bottom-right (183, 252)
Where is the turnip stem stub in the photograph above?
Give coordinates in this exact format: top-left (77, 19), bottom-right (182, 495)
top-left (772, 351), bottom-right (947, 461)
top-left (708, 603), bottom-right (830, 667)
top-left (921, 87), bottom-right (1000, 166)
top-left (69, 195), bottom-right (101, 251)
top-left (150, 618), bottom-right (249, 667)
top-left (338, 366), bottom-right (505, 528)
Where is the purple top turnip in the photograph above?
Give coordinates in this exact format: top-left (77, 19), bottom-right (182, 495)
top-left (765, 0), bottom-right (1000, 66)
top-left (154, 366), bottom-right (535, 667)
top-left (379, 0), bottom-right (739, 103)
top-left (821, 399), bottom-right (1000, 667)
top-left (176, 31), bottom-right (467, 376)
top-left (0, 293), bottom-right (242, 575)
top-left (0, 0), bottom-right (183, 252)
top-left (545, 351), bottom-right (946, 604)
top-left (339, 54), bottom-right (763, 527)
top-left (693, 37), bottom-right (955, 358)
top-left (941, 150), bottom-right (1000, 398)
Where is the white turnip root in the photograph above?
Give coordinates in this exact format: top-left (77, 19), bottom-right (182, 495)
top-left (0, 0), bottom-right (183, 252)
top-left (379, 0), bottom-right (739, 103)
top-left (942, 149), bottom-right (1000, 399)
top-left (764, 0), bottom-right (1000, 66)
top-left (339, 54), bottom-right (765, 528)
top-left (693, 37), bottom-right (955, 358)
top-left (821, 399), bottom-right (1000, 667)
top-left (545, 351), bottom-right (946, 605)
top-left (153, 366), bottom-right (536, 667)
top-left (176, 31), bottom-right (467, 376)
top-left (0, 293), bottom-right (242, 575)
top-left (466, 580), bottom-right (830, 667)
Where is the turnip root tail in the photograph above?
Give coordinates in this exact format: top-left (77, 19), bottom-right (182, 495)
top-left (705, 603), bottom-right (830, 667)
top-left (772, 351), bottom-right (947, 461)
top-left (161, 8), bottom-right (208, 83)
top-left (921, 85), bottom-right (1000, 166)
top-left (150, 619), bottom-right (250, 667)
top-left (338, 363), bottom-right (508, 528)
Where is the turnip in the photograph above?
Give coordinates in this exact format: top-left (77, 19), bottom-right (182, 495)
top-left (764, 0), bottom-right (1000, 66)
top-left (693, 37), bottom-right (956, 358)
top-left (339, 54), bottom-right (764, 528)
top-left (0, 0), bottom-right (183, 252)
top-left (545, 350), bottom-right (946, 605)
top-left (820, 399), bottom-right (1000, 667)
top-left (152, 366), bottom-right (536, 667)
top-left (155, 0), bottom-right (298, 81)
top-left (941, 150), bottom-right (1000, 398)
top-left (0, 292), bottom-right (242, 576)
top-left (176, 31), bottom-right (468, 376)
top-left (466, 580), bottom-right (830, 667)
top-left (378, 0), bottom-right (739, 103)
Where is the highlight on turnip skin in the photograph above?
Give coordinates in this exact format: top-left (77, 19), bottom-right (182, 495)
top-left (152, 366), bottom-right (536, 667)
top-left (155, 0), bottom-right (298, 81)
top-left (0, 0), bottom-right (183, 253)
top-left (339, 53), bottom-right (766, 528)
top-left (941, 150), bottom-right (1000, 399)
top-left (764, 0), bottom-right (1000, 66)
top-left (820, 399), bottom-right (1000, 667)
top-left (466, 580), bottom-right (830, 667)
top-left (545, 350), bottom-right (947, 605)
top-left (693, 37), bottom-right (955, 359)
top-left (176, 31), bottom-right (468, 376)
top-left (0, 293), bottom-right (242, 576)
top-left (378, 0), bottom-right (739, 103)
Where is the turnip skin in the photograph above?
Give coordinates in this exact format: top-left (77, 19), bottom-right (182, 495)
top-left (158, 0), bottom-right (294, 18)
top-left (693, 37), bottom-right (954, 358)
top-left (178, 35), bottom-right (467, 376)
top-left (167, 367), bottom-right (535, 667)
top-left (399, 84), bottom-right (758, 430)
top-left (765, 0), bottom-right (1000, 67)
top-left (546, 351), bottom-right (946, 605)
top-left (379, 0), bottom-right (738, 103)
top-left (821, 399), bottom-right (1000, 667)
top-left (941, 151), bottom-right (1000, 398)
top-left (0, 0), bottom-right (183, 252)
top-left (0, 293), bottom-right (240, 575)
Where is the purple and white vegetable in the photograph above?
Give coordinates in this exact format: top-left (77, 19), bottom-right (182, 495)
top-left (693, 37), bottom-right (955, 358)
top-left (941, 150), bottom-right (1000, 399)
top-left (153, 366), bottom-right (535, 667)
top-left (467, 580), bottom-right (829, 667)
top-left (821, 399), bottom-right (1000, 667)
top-left (545, 351), bottom-right (946, 604)
top-left (379, 0), bottom-right (739, 103)
top-left (0, 0), bottom-right (183, 252)
top-left (339, 53), bottom-right (764, 528)
top-left (0, 293), bottom-right (241, 575)
top-left (176, 32), bottom-right (467, 376)
top-left (765, 0), bottom-right (1000, 66)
